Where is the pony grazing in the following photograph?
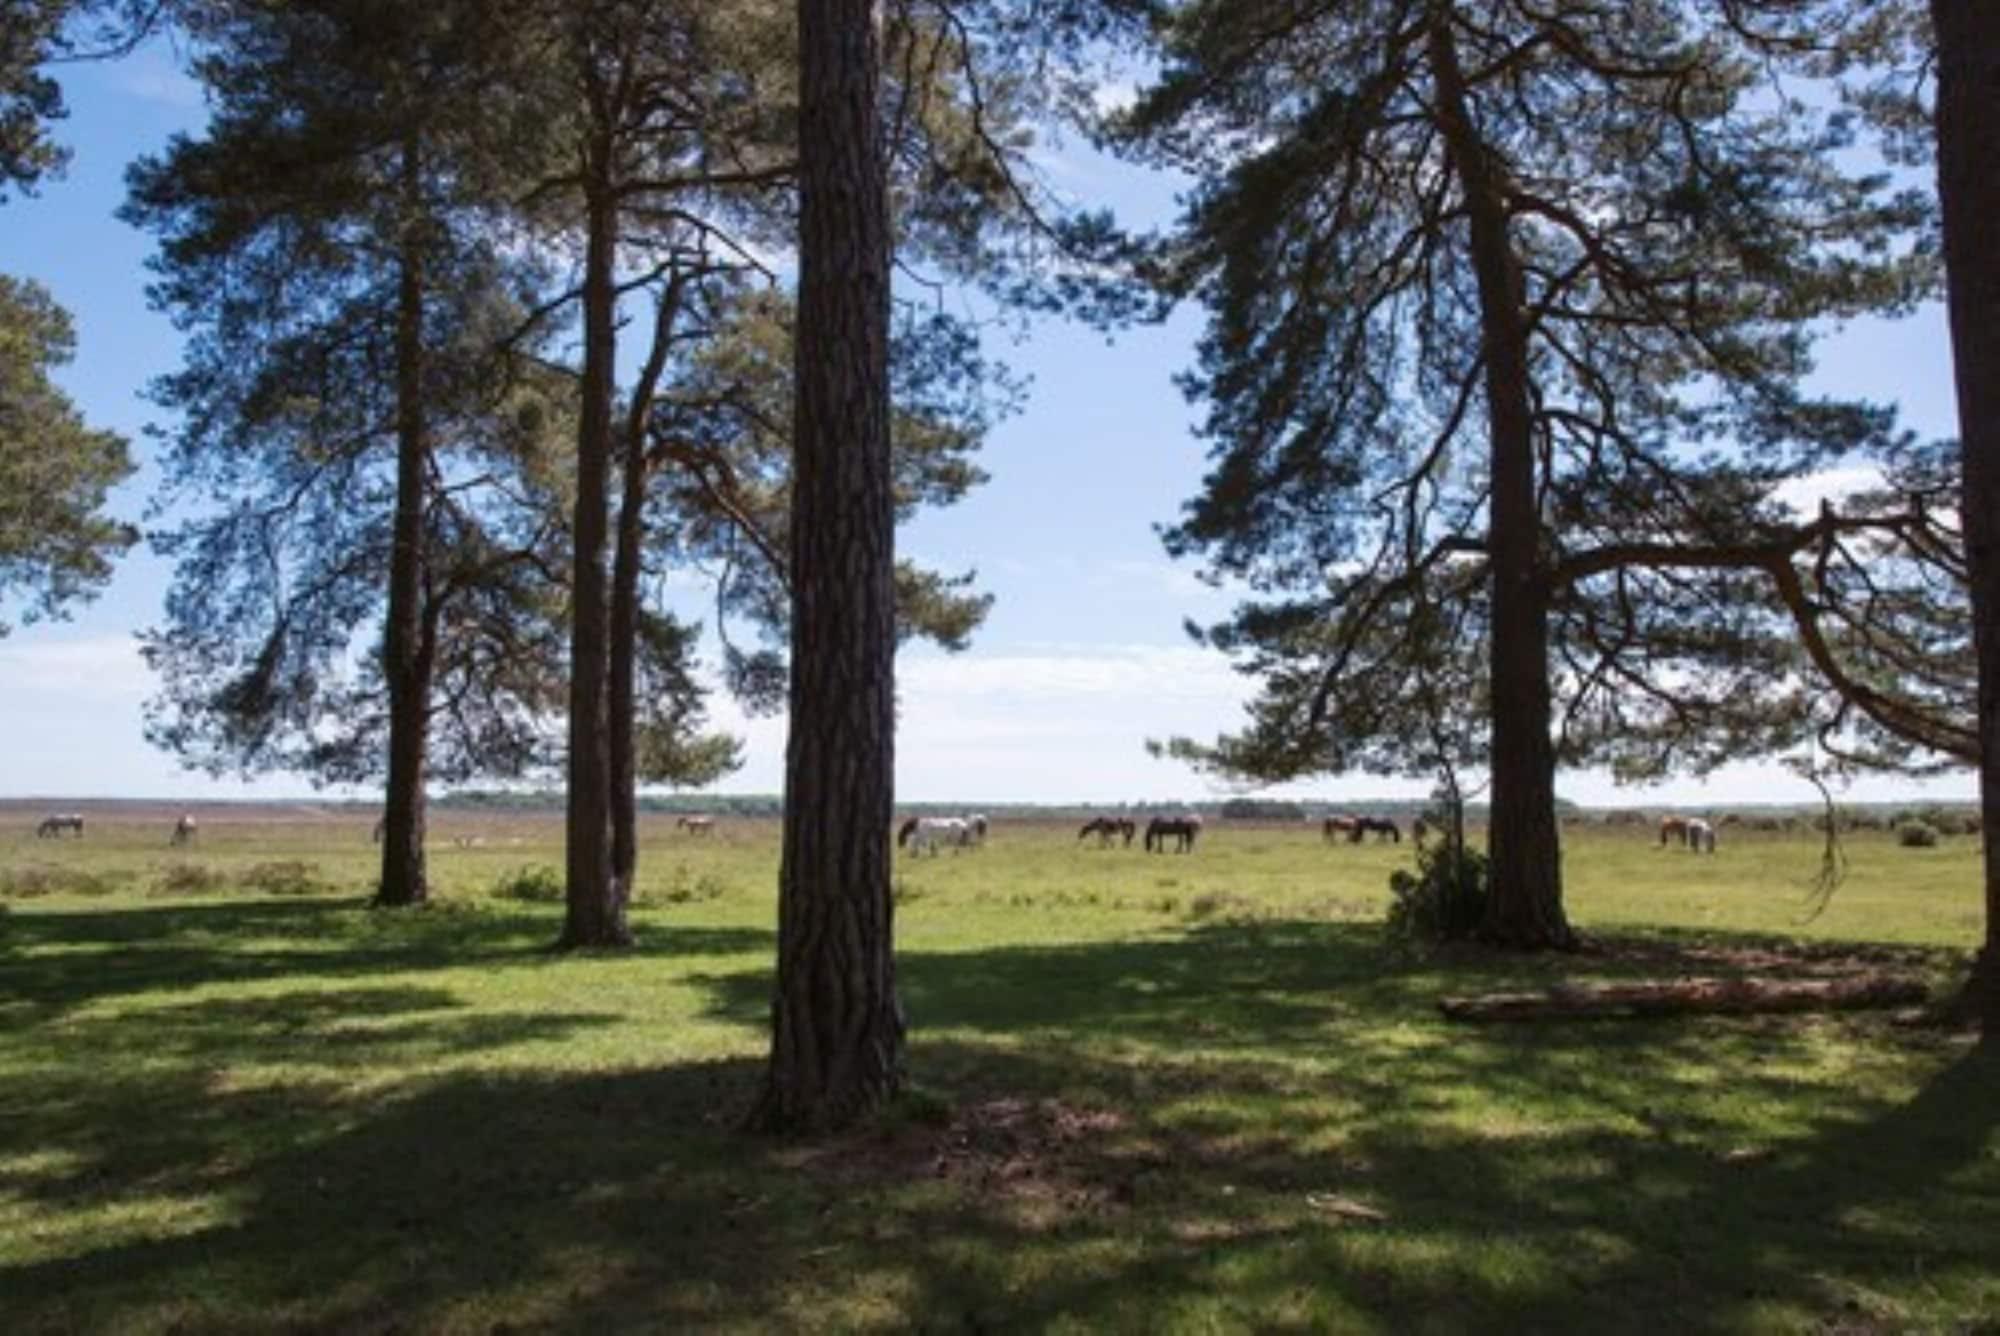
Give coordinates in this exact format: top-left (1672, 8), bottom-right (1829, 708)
top-left (1686, 817), bottom-right (1717, 854)
top-left (963, 815), bottom-right (989, 847)
top-left (1659, 815), bottom-right (1691, 849)
top-left (170, 814), bottom-right (198, 847)
top-left (677, 815), bottom-right (715, 836)
top-left (1145, 814), bottom-right (1202, 853)
top-left (1078, 816), bottom-right (1133, 848)
top-left (1323, 815), bottom-right (1359, 843)
top-left (36, 813), bottom-right (83, 839)
top-left (897, 816), bottom-right (968, 856)
top-left (1353, 816), bottom-right (1401, 844)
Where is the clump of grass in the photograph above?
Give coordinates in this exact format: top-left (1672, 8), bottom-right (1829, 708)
top-left (1897, 821), bottom-right (1941, 849)
top-left (151, 862), bottom-right (227, 897)
top-left (237, 860), bottom-right (330, 896)
top-left (1186, 891), bottom-right (1259, 921)
top-left (491, 864), bottom-right (563, 902)
top-left (1, 865), bottom-right (122, 898)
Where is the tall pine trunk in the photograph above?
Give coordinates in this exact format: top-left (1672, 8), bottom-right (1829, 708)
top-left (1429, 13), bottom-right (1571, 949)
top-left (1932, 0), bottom-right (2000, 1031)
top-left (559, 149), bottom-right (630, 949)
top-left (377, 135), bottom-right (432, 909)
top-left (749, 0), bottom-right (903, 1132)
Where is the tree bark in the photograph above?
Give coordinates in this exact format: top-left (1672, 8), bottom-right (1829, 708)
top-left (1427, 11), bottom-right (1571, 950)
top-left (559, 128), bottom-right (630, 950)
top-left (376, 134), bottom-right (432, 909)
top-left (1439, 975), bottom-right (1929, 1022)
top-left (749, 0), bottom-right (904, 1133)
top-left (1932, 0), bottom-right (2000, 1033)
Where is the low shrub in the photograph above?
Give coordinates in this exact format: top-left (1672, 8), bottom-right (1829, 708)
top-left (1896, 821), bottom-right (1941, 849)
top-left (491, 864), bottom-right (563, 902)
top-left (1386, 838), bottom-right (1489, 947)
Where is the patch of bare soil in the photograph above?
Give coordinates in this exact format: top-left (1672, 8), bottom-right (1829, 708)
top-left (792, 1097), bottom-right (1138, 1227)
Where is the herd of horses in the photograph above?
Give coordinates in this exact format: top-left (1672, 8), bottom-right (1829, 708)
top-left (35, 812), bottom-right (198, 843)
top-left (24, 809), bottom-right (1724, 855)
top-left (1322, 814), bottom-right (1405, 844)
top-left (1075, 814), bottom-right (1205, 852)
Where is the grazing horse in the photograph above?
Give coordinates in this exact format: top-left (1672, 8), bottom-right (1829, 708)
top-left (1323, 815), bottom-right (1360, 844)
top-left (1686, 817), bottom-right (1717, 854)
top-left (1659, 815), bottom-right (1692, 849)
top-left (1353, 816), bottom-right (1402, 844)
top-left (1078, 816), bottom-right (1131, 848)
top-left (170, 814), bottom-right (197, 847)
top-left (1145, 814), bottom-right (1202, 853)
top-left (677, 815), bottom-right (715, 836)
top-left (36, 813), bottom-right (84, 839)
top-left (897, 816), bottom-right (968, 856)
top-left (962, 814), bottom-right (989, 848)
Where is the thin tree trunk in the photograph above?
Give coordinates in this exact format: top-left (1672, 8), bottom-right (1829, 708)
top-left (1932, 0), bottom-right (2000, 1032)
top-left (559, 144), bottom-right (629, 949)
top-left (608, 278), bottom-right (687, 896)
top-left (608, 421), bottom-right (644, 900)
top-left (749, 0), bottom-right (903, 1133)
top-left (1428, 12), bottom-right (1571, 950)
top-left (377, 134), bottom-right (431, 909)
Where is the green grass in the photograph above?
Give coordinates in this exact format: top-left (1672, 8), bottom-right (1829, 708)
top-left (1, 812), bottom-right (1994, 1333)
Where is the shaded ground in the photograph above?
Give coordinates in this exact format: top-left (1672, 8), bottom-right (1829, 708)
top-left (1, 872), bottom-right (1995, 1332)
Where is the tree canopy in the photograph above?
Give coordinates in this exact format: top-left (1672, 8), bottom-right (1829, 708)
top-left (1090, 0), bottom-right (1940, 944)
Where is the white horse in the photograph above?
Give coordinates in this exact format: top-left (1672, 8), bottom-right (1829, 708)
top-left (1686, 817), bottom-right (1717, 854)
top-left (170, 814), bottom-right (197, 847)
top-left (897, 816), bottom-right (968, 855)
top-left (961, 814), bottom-right (988, 848)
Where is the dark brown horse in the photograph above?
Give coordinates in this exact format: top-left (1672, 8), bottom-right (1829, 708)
top-left (36, 813), bottom-right (83, 838)
top-left (1145, 814), bottom-right (1202, 853)
top-left (1353, 816), bottom-right (1401, 844)
top-left (1078, 816), bottom-right (1136, 848)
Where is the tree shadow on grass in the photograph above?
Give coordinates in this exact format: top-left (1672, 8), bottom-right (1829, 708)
top-left (3, 916), bottom-right (1991, 1331)
top-left (3, 1031), bottom-right (1991, 1334)
top-left (0, 896), bottom-right (773, 1018)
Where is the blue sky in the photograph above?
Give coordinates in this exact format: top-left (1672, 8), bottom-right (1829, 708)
top-left (0, 36), bottom-right (1976, 810)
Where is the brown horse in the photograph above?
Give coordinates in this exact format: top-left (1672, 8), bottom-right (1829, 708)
top-left (1078, 816), bottom-right (1136, 848)
top-left (1353, 815), bottom-right (1401, 844)
top-left (1659, 815), bottom-right (1691, 848)
top-left (1145, 814), bottom-right (1202, 853)
top-left (1323, 815), bottom-right (1359, 843)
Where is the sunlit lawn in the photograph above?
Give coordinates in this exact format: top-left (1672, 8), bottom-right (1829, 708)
top-left (1, 811), bottom-right (1993, 1333)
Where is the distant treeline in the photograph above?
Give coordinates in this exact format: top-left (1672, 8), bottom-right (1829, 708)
top-left (432, 789), bottom-right (1977, 831)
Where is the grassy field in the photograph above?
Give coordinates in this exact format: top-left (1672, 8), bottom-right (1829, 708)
top-left (1, 808), bottom-right (1994, 1333)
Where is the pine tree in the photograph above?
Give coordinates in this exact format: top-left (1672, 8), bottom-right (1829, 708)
top-left (1099, 0), bottom-right (1934, 946)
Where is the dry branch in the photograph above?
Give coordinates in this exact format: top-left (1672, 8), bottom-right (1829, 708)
top-left (1438, 974), bottom-right (1928, 1022)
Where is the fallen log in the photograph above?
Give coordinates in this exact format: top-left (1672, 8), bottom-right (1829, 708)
top-left (1438, 974), bottom-right (1929, 1022)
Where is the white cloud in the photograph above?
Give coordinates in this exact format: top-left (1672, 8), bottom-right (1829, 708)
top-left (0, 634), bottom-right (151, 698)
top-left (1772, 465), bottom-right (1884, 519)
